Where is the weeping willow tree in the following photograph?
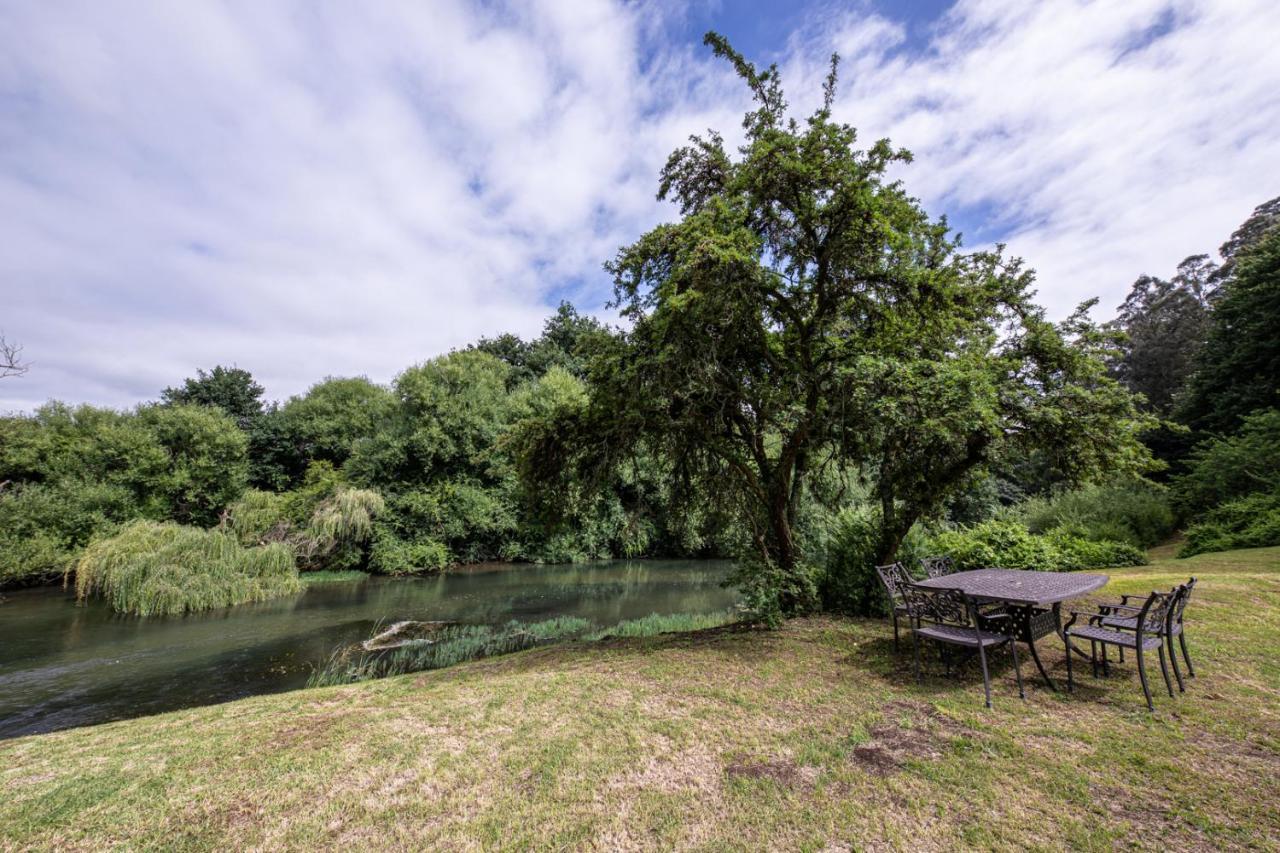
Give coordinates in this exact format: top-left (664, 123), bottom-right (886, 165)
top-left (74, 520), bottom-right (300, 616)
top-left (224, 485), bottom-right (384, 569)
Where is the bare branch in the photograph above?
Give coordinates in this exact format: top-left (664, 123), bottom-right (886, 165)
top-left (0, 333), bottom-right (29, 379)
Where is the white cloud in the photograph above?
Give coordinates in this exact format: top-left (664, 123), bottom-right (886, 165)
top-left (2, 0), bottom-right (1277, 411)
top-left (782, 0), bottom-right (1280, 314)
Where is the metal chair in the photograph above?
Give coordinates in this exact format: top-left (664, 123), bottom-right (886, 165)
top-left (875, 562), bottom-right (913, 652)
top-left (900, 583), bottom-right (1024, 709)
top-left (920, 555), bottom-right (956, 579)
top-left (1095, 578), bottom-right (1197, 691)
top-left (1064, 590), bottom-right (1174, 711)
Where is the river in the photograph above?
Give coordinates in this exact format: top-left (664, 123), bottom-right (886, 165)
top-left (0, 559), bottom-right (737, 739)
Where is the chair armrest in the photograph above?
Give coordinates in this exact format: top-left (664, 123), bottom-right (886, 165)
top-left (1097, 603), bottom-right (1143, 614)
top-left (1064, 610), bottom-right (1106, 629)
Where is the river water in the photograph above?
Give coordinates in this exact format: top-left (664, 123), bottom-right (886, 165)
top-left (0, 559), bottom-right (737, 739)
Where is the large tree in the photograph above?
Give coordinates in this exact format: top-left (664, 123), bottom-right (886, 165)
top-left (528, 35), bottom-right (1151, 617)
top-left (1179, 225), bottom-right (1280, 433)
top-left (1110, 255), bottom-right (1216, 418)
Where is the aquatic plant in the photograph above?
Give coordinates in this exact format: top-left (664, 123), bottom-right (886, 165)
top-left (309, 610), bottom-right (738, 686)
top-left (74, 520), bottom-right (301, 616)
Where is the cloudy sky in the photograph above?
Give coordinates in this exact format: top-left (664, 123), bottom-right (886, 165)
top-left (2, 0), bottom-right (1277, 411)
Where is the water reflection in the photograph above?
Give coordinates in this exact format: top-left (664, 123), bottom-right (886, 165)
top-left (0, 559), bottom-right (737, 739)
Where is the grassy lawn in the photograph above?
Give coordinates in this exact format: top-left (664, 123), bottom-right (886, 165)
top-left (2, 548), bottom-right (1278, 851)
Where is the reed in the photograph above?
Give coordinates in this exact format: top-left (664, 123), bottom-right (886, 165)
top-left (74, 520), bottom-right (301, 616)
top-left (309, 611), bottom-right (739, 686)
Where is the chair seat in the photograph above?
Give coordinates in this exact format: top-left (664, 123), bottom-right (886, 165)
top-left (1068, 624), bottom-right (1162, 650)
top-left (1099, 615), bottom-right (1183, 635)
top-left (914, 623), bottom-right (1010, 648)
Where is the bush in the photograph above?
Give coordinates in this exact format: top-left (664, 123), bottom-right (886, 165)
top-left (1015, 480), bottom-right (1175, 547)
top-left (368, 531), bottom-right (450, 575)
top-left (74, 520), bottom-right (301, 615)
top-left (816, 505), bottom-right (928, 617)
top-left (224, 470), bottom-right (384, 572)
top-left (926, 520), bottom-right (1146, 572)
top-left (0, 480), bottom-right (139, 585)
top-left (1180, 490), bottom-right (1280, 557)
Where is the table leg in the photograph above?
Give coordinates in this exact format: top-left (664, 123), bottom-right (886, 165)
top-left (1010, 604), bottom-right (1057, 692)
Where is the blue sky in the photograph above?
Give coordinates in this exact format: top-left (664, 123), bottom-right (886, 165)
top-left (2, 0), bottom-right (1278, 410)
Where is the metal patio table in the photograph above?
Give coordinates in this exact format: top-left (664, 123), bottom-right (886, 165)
top-left (915, 568), bottom-right (1109, 690)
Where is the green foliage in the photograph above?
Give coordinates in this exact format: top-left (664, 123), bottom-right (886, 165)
top-left (472, 302), bottom-right (607, 385)
top-left (1172, 409), bottom-right (1280, 516)
top-left (523, 35), bottom-right (1152, 618)
top-left (224, 466), bottom-right (383, 571)
top-left (815, 505), bottom-right (930, 617)
top-left (1110, 257), bottom-right (1216, 418)
top-left (1014, 480), bottom-right (1175, 547)
top-left (282, 377), bottom-right (395, 466)
top-left (1179, 490), bottom-right (1280, 557)
top-left (926, 520), bottom-right (1147, 573)
top-left (1180, 226), bottom-right (1280, 432)
top-left (74, 520), bottom-right (300, 616)
top-left (368, 532), bottom-right (450, 575)
top-left (0, 480), bottom-right (139, 584)
top-left (138, 404), bottom-right (249, 525)
top-left (161, 365), bottom-right (265, 428)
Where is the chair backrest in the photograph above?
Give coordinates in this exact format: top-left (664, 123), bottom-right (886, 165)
top-left (920, 556), bottom-right (955, 579)
top-left (1136, 590), bottom-right (1174, 637)
top-left (875, 562), bottom-right (909, 603)
top-left (900, 584), bottom-right (976, 629)
top-left (1168, 577), bottom-right (1197, 628)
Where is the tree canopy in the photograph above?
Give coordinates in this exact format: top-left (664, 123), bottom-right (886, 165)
top-left (524, 34), bottom-right (1152, 617)
top-left (1179, 226), bottom-right (1280, 433)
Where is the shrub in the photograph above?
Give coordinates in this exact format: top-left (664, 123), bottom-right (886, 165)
top-left (816, 505), bottom-right (928, 617)
top-left (926, 520), bottom-right (1146, 572)
top-left (368, 531), bottom-right (450, 575)
top-left (1015, 480), bottom-right (1175, 547)
top-left (0, 480), bottom-right (139, 585)
top-left (74, 520), bottom-right (300, 616)
top-left (1180, 490), bottom-right (1280, 557)
top-left (224, 475), bottom-right (384, 572)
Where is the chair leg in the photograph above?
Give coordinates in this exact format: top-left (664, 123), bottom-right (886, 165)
top-left (977, 642), bottom-right (993, 709)
top-left (1090, 641), bottom-right (1098, 678)
top-left (1118, 646), bottom-right (1124, 663)
top-left (1168, 635), bottom-right (1185, 693)
top-left (1009, 639), bottom-right (1025, 700)
top-left (1065, 632), bottom-right (1075, 693)
top-left (911, 628), bottom-right (922, 685)
top-left (1101, 643), bottom-right (1110, 677)
top-left (1136, 647), bottom-right (1154, 711)
top-left (1158, 645), bottom-right (1174, 698)
top-left (1179, 633), bottom-right (1195, 677)
top-left (892, 613), bottom-right (899, 652)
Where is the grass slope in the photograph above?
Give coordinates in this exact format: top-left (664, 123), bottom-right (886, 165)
top-left (3, 548), bottom-right (1278, 851)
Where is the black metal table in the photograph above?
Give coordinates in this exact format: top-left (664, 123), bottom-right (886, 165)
top-left (915, 568), bottom-right (1109, 690)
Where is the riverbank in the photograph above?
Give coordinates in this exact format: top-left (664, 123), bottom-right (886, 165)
top-left (3, 548), bottom-right (1278, 850)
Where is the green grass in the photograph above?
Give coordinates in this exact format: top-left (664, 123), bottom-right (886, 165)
top-left (299, 570), bottom-right (369, 585)
top-left (3, 547), bottom-right (1278, 850)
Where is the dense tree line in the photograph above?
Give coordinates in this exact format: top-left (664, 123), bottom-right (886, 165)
top-left (1107, 194), bottom-right (1280, 556)
top-left (0, 304), bottom-right (731, 589)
